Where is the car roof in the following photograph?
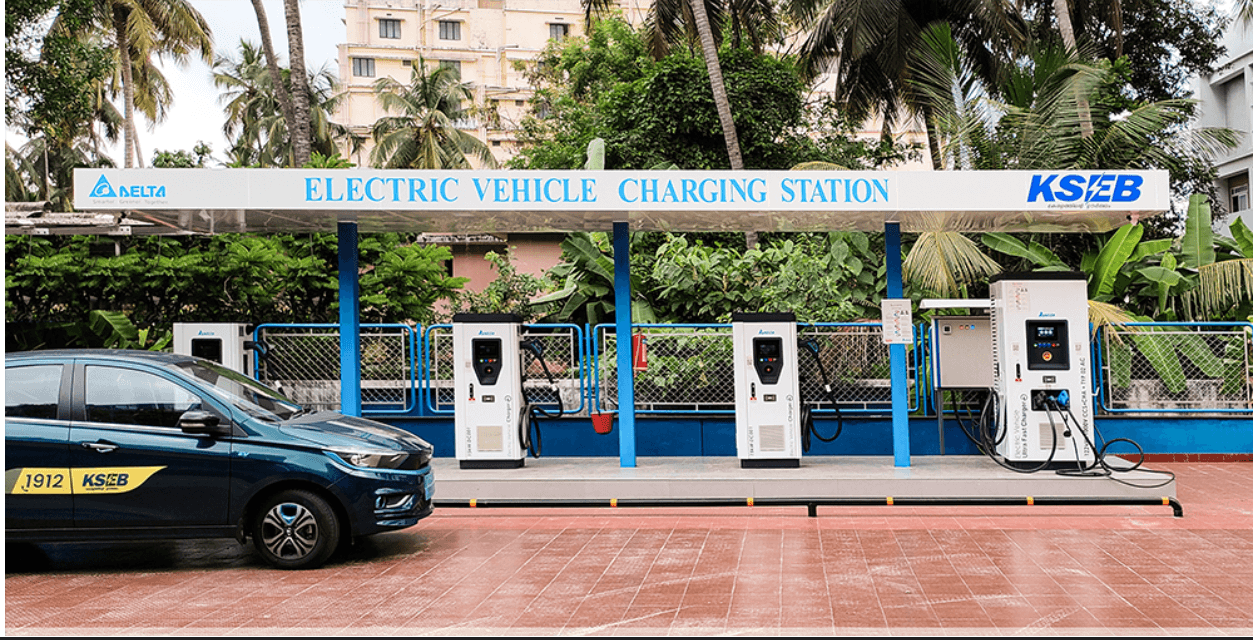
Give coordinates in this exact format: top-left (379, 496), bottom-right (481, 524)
top-left (5, 349), bottom-right (198, 365)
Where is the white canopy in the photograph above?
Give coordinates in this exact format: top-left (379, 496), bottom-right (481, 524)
top-left (72, 168), bottom-right (1170, 235)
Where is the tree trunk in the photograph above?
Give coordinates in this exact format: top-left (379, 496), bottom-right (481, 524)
top-left (688, 0), bottom-right (742, 171)
top-left (113, 6), bottom-right (137, 168)
top-left (283, 0), bottom-right (312, 167)
top-left (251, 0), bottom-right (298, 159)
top-left (1053, 0), bottom-right (1093, 139)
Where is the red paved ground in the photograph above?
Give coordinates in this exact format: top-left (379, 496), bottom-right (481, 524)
top-left (5, 462), bottom-right (1253, 635)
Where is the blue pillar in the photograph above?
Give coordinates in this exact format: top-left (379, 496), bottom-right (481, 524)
top-left (338, 221), bottom-right (362, 417)
top-left (885, 223), bottom-right (910, 467)
top-left (613, 222), bottom-right (636, 467)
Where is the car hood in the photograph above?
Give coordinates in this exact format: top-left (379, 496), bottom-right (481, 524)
top-left (278, 411), bottom-right (433, 453)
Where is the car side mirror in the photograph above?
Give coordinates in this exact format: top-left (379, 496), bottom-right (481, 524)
top-left (178, 410), bottom-right (229, 436)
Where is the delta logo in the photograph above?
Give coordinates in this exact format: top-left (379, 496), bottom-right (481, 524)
top-left (1027, 174), bottom-right (1142, 203)
top-left (89, 175), bottom-right (166, 199)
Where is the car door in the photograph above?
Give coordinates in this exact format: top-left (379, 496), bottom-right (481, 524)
top-left (68, 361), bottom-right (232, 529)
top-left (5, 362), bottom-right (74, 529)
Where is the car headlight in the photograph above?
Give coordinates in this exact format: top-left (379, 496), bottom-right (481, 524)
top-left (329, 450), bottom-right (411, 470)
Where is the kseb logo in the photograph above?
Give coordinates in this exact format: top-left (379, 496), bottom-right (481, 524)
top-left (1027, 174), bottom-right (1142, 203)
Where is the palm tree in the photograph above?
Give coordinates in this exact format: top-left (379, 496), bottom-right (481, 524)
top-left (77, 0), bottom-right (213, 168)
top-left (214, 40), bottom-right (347, 168)
top-left (903, 22), bottom-right (1238, 321)
top-left (585, 0), bottom-right (780, 173)
top-left (369, 59), bottom-right (499, 169)
top-left (248, 0), bottom-right (298, 164)
top-left (792, 0), bottom-right (1028, 170)
top-left (282, 0), bottom-right (312, 167)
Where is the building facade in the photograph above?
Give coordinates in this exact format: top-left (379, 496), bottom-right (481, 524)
top-left (337, 0), bottom-right (655, 168)
top-left (1196, 16), bottom-right (1253, 235)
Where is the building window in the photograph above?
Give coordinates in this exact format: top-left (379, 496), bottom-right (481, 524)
top-left (549, 23), bottom-right (569, 41)
top-left (1232, 174), bottom-right (1250, 212)
top-left (440, 60), bottom-right (461, 78)
top-left (379, 18), bottom-right (401, 39)
top-left (439, 20), bottom-right (461, 41)
top-left (402, 59), bottom-right (412, 66)
top-left (352, 57), bottom-right (375, 77)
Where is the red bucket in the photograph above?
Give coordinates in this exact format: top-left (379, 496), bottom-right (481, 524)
top-left (592, 413), bottom-right (614, 435)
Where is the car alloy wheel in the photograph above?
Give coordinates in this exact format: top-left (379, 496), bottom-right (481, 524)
top-left (252, 489), bottom-right (340, 570)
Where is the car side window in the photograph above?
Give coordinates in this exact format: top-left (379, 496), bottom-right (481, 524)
top-left (85, 366), bottom-right (205, 429)
top-left (5, 365), bottom-right (63, 419)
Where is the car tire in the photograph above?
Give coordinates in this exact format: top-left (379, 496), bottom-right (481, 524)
top-left (251, 489), bottom-right (341, 570)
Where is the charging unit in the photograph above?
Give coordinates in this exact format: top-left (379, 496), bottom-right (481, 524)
top-left (989, 273), bottom-right (1095, 465)
top-left (452, 313), bottom-right (526, 469)
top-left (173, 323), bottom-right (253, 375)
top-left (732, 312), bottom-right (802, 468)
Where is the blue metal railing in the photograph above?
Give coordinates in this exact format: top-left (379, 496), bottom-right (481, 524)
top-left (1095, 321), bottom-right (1253, 415)
top-left (253, 322), bottom-right (418, 415)
top-left (250, 320), bottom-right (1252, 418)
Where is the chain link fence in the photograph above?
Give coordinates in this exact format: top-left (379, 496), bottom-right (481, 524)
top-left (1099, 323), bottom-right (1253, 415)
top-left (254, 324), bottom-right (416, 413)
top-left (798, 324), bottom-right (914, 412)
top-left (424, 324), bottom-right (586, 415)
top-left (594, 323), bottom-right (915, 414)
top-left (596, 325), bottom-right (735, 413)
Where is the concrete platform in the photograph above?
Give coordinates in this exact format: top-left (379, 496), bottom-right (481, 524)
top-left (430, 455), bottom-right (1178, 507)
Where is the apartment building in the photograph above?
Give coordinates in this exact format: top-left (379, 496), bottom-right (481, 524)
top-left (334, 0), bottom-right (926, 293)
top-left (337, 0), bottom-right (658, 168)
top-left (1196, 16), bottom-right (1253, 235)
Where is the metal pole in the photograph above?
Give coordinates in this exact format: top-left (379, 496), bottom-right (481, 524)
top-left (613, 221), bottom-right (636, 467)
top-left (338, 221), bottom-right (362, 416)
top-left (885, 223), bottom-right (910, 467)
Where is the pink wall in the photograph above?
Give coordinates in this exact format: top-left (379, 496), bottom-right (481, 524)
top-left (449, 233), bottom-right (565, 293)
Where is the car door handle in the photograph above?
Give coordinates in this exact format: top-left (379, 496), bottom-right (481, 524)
top-left (81, 441), bottom-right (119, 453)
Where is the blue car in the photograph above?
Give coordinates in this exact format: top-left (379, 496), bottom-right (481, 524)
top-left (5, 350), bottom-right (434, 569)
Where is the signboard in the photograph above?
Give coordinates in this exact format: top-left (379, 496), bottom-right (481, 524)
top-left (881, 299), bottom-right (914, 345)
top-left (73, 169), bottom-right (1170, 235)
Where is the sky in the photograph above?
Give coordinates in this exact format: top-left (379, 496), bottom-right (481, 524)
top-left (6, 0), bottom-right (345, 166)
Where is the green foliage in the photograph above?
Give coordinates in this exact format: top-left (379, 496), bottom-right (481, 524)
top-left (536, 230), bottom-right (885, 326)
top-left (303, 151), bottom-right (354, 168)
top-left (644, 232), bottom-right (883, 323)
top-left (510, 18), bottom-right (910, 171)
top-left (151, 142), bottom-right (213, 168)
top-left (450, 250), bottom-right (548, 322)
top-left (214, 39), bottom-right (347, 168)
top-left (533, 232), bottom-right (632, 326)
top-left (6, 233), bottom-right (466, 349)
top-left (6, 0), bottom-right (112, 141)
top-left (370, 58), bottom-right (497, 169)
top-left (359, 237), bottom-right (466, 324)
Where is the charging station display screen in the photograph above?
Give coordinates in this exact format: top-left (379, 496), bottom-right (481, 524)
top-left (753, 337), bottom-right (784, 385)
top-left (1026, 320), bottom-right (1069, 370)
top-left (471, 338), bottom-right (503, 385)
top-left (190, 338), bottom-right (224, 364)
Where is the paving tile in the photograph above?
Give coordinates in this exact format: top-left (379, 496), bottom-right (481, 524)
top-left (7, 462), bottom-right (1253, 634)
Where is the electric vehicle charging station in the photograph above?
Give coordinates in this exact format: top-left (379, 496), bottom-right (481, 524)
top-left (732, 312), bottom-right (802, 468)
top-left (989, 273), bottom-right (1096, 466)
top-left (452, 313), bottom-right (526, 469)
top-left (173, 322), bottom-right (253, 375)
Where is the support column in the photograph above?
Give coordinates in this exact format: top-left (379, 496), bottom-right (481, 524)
top-left (885, 223), bottom-right (911, 467)
top-left (613, 222), bottom-right (636, 468)
top-left (338, 221), bottom-right (362, 417)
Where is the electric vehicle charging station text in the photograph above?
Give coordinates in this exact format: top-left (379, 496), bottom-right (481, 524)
top-left (453, 314), bottom-right (526, 469)
top-left (732, 313), bottom-right (802, 468)
top-left (989, 273), bottom-right (1096, 466)
top-left (173, 323), bottom-right (253, 375)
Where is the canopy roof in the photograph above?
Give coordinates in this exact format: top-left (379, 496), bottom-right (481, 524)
top-left (70, 168), bottom-right (1170, 235)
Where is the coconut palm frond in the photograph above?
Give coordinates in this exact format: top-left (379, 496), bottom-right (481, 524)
top-left (1187, 259), bottom-right (1253, 317)
top-left (903, 231), bottom-right (1001, 296)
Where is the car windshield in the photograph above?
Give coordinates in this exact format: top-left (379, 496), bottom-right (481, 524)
top-left (175, 360), bottom-right (303, 422)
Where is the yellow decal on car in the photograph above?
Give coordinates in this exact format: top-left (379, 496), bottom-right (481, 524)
top-left (5, 467), bottom-right (166, 495)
